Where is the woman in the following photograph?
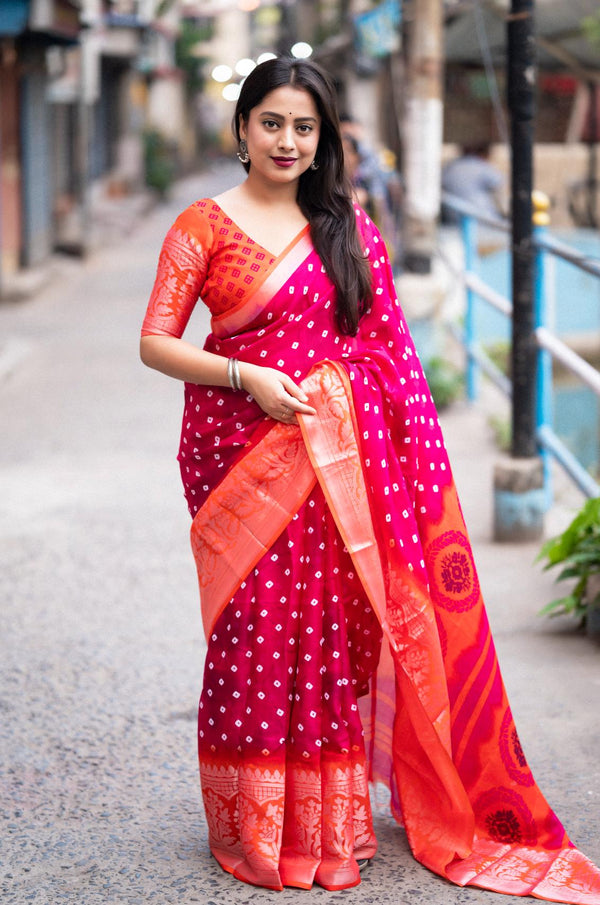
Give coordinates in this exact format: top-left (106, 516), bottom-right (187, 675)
top-left (140, 58), bottom-right (600, 900)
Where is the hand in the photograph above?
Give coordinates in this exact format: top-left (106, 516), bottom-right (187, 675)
top-left (238, 362), bottom-right (316, 423)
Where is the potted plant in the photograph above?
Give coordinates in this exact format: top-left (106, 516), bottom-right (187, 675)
top-left (537, 496), bottom-right (600, 637)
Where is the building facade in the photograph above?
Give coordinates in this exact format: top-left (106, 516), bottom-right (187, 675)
top-left (0, 0), bottom-right (199, 297)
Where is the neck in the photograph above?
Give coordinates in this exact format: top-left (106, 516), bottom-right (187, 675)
top-left (241, 171), bottom-right (300, 208)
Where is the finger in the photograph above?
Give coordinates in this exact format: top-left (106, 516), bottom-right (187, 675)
top-left (274, 406), bottom-right (296, 423)
top-left (274, 402), bottom-right (310, 422)
top-left (283, 398), bottom-right (316, 416)
top-left (280, 375), bottom-right (310, 404)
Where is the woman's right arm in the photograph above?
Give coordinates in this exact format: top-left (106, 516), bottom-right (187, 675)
top-left (140, 334), bottom-right (316, 421)
top-left (140, 334), bottom-right (230, 386)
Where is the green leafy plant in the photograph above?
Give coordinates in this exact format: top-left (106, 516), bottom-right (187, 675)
top-left (483, 340), bottom-right (511, 377)
top-left (537, 496), bottom-right (600, 624)
top-left (487, 412), bottom-right (511, 453)
top-left (424, 357), bottom-right (464, 410)
top-left (582, 12), bottom-right (600, 48)
top-left (143, 130), bottom-right (175, 199)
top-left (175, 19), bottom-right (213, 95)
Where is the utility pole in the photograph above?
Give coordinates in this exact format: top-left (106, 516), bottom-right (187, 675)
top-left (401, 0), bottom-right (444, 274)
top-left (507, 0), bottom-right (536, 458)
top-left (493, 0), bottom-right (545, 542)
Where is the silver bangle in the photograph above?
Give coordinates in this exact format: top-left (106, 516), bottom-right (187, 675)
top-left (233, 358), bottom-right (242, 391)
top-left (227, 357), bottom-right (236, 389)
top-left (227, 357), bottom-right (242, 391)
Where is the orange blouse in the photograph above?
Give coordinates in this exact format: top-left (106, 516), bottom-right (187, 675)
top-left (141, 200), bottom-right (278, 338)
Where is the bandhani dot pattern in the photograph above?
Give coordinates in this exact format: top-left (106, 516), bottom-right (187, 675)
top-left (141, 200), bottom-right (600, 901)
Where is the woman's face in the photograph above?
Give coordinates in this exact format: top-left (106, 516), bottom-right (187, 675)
top-left (239, 84), bottom-right (321, 187)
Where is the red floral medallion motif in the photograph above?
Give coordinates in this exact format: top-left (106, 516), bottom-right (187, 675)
top-left (425, 530), bottom-right (480, 613)
top-left (499, 708), bottom-right (535, 787)
top-left (474, 787), bottom-right (538, 847)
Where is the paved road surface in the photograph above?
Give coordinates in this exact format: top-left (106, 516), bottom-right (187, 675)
top-left (1, 162), bottom-right (598, 905)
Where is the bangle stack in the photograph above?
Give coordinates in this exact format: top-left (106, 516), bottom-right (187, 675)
top-left (227, 357), bottom-right (243, 391)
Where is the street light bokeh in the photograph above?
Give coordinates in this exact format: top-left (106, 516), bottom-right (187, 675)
top-left (211, 64), bottom-right (233, 83)
top-left (257, 52), bottom-right (277, 65)
top-left (235, 58), bottom-right (256, 77)
top-left (291, 42), bottom-right (312, 59)
top-left (222, 83), bottom-right (241, 102)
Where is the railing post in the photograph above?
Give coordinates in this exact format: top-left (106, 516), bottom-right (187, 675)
top-left (533, 190), bottom-right (553, 508)
top-left (461, 212), bottom-right (478, 401)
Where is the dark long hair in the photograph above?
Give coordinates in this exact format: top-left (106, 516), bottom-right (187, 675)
top-left (234, 57), bottom-right (372, 335)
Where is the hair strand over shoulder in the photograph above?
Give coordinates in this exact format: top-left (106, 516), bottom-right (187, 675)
top-left (234, 57), bottom-right (373, 335)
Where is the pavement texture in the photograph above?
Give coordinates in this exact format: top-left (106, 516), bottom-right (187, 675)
top-left (1, 161), bottom-right (599, 905)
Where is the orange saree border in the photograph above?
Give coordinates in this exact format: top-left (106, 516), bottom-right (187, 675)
top-left (211, 226), bottom-right (312, 338)
top-left (190, 420), bottom-right (316, 639)
top-left (296, 362), bottom-right (476, 872)
top-left (199, 751), bottom-right (376, 892)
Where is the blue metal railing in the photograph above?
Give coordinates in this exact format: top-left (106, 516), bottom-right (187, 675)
top-left (441, 191), bottom-right (600, 503)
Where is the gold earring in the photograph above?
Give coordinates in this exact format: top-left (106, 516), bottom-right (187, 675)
top-left (237, 139), bottom-right (250, 164)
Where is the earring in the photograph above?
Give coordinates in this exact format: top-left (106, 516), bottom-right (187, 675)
top-left (237, 139), bottom-right (250, 164)
top-left (310, 159), bottom-right (319, 170)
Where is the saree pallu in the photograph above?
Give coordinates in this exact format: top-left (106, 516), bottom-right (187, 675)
top-left (182, 208), bottom-right (600, 900)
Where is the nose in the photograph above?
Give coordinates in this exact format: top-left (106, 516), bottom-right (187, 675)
top-left (277, 125), bottom-right (295, 151)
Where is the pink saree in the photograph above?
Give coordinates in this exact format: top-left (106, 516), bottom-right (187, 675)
top-left (143, 200), bottom-right (600, 900)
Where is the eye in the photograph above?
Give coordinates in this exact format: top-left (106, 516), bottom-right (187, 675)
top-left (262, 119), bottom-right (279, 129)
top-left (297, 124), bottom-right (313, 134)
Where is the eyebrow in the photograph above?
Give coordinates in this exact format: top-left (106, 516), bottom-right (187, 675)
top-left (259, 110), bottom-right (319, 123)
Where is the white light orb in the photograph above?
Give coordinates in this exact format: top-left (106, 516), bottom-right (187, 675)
top-left (291, 42), bottom-right (313, 59)
top-left (223, 83), bottom-right (242, 102)
top-left (235, 58), bottom-right (256, 77)
top-left (257, 52), bottom-right (277, 65)
top-left (211, 64), bottom-right (233, 83)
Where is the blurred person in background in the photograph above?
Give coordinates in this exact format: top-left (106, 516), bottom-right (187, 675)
top-left (341, 129), bottom-right (370, 209)
top-left (139, 57), bottom-right (600, 900)
top-left (441, 142), bottom-right (504, 225)
top-left (341, 113), bottom-right (402, 266)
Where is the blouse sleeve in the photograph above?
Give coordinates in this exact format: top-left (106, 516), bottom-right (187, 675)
top-left (141, 205), bottom-right (212, 338)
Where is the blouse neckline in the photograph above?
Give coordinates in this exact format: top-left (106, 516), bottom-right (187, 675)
top-left (206, 199), bottom-right (311, 261)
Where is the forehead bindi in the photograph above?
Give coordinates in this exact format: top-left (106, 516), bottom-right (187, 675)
top-left (254, 86), bottom-right (319, 122)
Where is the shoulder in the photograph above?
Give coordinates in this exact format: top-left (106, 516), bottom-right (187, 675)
top-left (168, 199), bottom-right (223, 246)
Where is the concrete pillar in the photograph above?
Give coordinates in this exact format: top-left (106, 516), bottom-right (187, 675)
top-left (586, 574), bottom-right (600, 639)
top-left (20, 43), bottom-right (53, 267)
top-left (401, 0), bottom-right (444, 274)
top-left (493, 455), bottom-right (545, 542)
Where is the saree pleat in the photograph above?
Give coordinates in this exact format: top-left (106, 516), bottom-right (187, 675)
top-left (197, 487), bottom-right (380, 890)
top-left (143, 200), bottom-right (600, 900)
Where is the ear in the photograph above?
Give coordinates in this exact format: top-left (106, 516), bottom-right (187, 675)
top-left (238, 114), bottom-right (247, 140)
